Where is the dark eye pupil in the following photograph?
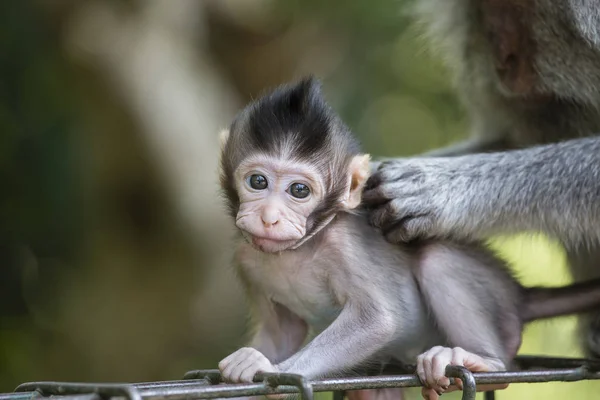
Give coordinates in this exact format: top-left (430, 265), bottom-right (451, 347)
top-left (250, 174), bottom-right (267, 190)
top-left (290, 183), bottom-right (310, 199)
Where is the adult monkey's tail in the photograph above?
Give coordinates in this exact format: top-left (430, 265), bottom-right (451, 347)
top-left (522, 278), bottom-right (600, 322)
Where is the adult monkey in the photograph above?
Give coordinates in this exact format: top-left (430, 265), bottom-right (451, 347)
top-left (363, 0), bottom-right (600, 357)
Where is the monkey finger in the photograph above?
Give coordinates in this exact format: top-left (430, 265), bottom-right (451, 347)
top-left (431, 349), bottom-right (452, 389)
top-left (382, 214), bottom-right (434, 243)
top-left (218, 353), bottom-right (237, 371)
top-left (368, 203), bottom-right (400, 228)
top-left (461, 350), bottom-right (504, 373)
top-left (377, 161), bottom-right (423, 181)
top-left (455, 378), bottom-right (463, 390)
top-left (420, 355), bottom-right (434, 386)
top-left (364, 173), bottom-right (383, 191)
top-left (231, 352), bottom-right (262, 382)
top-left (383, 222), bottom-right (412, 244)
top-left (421, 387), bottom-right (440, 400)
top-left (421, 346), bottom-right (447, 388)
top-left (220, 357), bottom-right (244, 381)
top-left (362, 179), bottom-right (398, 206)
top-left (221, 348), bottom-right (257, 381)
top-left (224, 358), bottom-right (252, 382)
top-left (416, 355), bottom-right (427, 386)
top-left (364, 162), bottom-right (408, 189)
top-left (362, 191), bottom-right (390, 208)
top-left (241, 354), bottom-right (276, 383)
top-left (221, 363), bottom-right (242, 382)
top-left (239, 366), bottom-right (260, 384)
top-left (236, 348), bottom-right (273, 382)
top-left (375, 201), bottom-right (413, 230)
top-left (450, 349), bottom-right (509, 392)
top-left (441, 385), bottom-right (459, 394)
top-left (380, 197), bottom-right (427, 226)
top-left (219, 347), bottom-right (252, 371)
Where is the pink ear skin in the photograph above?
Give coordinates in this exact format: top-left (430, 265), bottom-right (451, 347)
top-left (342, 154), bottom-right (371, 210)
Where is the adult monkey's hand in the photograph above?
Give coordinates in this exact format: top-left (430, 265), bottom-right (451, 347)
top-left (363, 156), bottom-right (474, 243)
top-left (362, 138), bottom-right (600, 247)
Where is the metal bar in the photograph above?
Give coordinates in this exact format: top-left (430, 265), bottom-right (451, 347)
top-left (140, 368), bottom-right (600, 399)
top-left (130, 380), bottom-right (214, 400)
top-left (258, 372), bottom-right (313, 400)
top-left (461, 367), bottom-right (598, 384)
top-left (2, 395), bottom-right (99, 400)
top-left (445, 366), bottom-right (476, 400)
top-left (514, 355), bottom-right (600, 370)
top-left (9, 380), bottom-right (214, 400)
top-left (14, 383), bottom-right (142, 400)
top-left (135, 381), bottom-right (213, 391)
top-left (0, 394), bottom-right (39, 400)
top-left (6, 357), bottom-right (600, 400)
top-left (10, 369), bottom-right (600, 399)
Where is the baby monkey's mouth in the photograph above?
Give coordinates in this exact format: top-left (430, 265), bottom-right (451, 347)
top-left (241, 231), bottom-right (300, 253)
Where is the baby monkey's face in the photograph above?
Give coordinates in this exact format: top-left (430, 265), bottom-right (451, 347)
top-left (234, 154), bottom-right (326, 253)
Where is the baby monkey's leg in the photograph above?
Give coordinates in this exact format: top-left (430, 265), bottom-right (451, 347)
top-left (412, 244), bottom-right (521, 399)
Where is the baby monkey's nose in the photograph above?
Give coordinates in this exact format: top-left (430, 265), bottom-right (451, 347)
top-left (261, 208), bottom-right (280, 227)
top-left (262, 219), bottom-right (279, 228)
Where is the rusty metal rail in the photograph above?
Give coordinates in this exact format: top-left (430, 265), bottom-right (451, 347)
top-left (4, 356), bottom-right (600, 400)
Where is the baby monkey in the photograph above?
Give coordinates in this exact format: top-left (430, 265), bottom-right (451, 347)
top-left (218, 77), bottom-right (600, 399)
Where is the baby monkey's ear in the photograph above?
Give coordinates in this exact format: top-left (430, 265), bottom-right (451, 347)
top-left (342, 154), bottom-right (371, 210)
top-left (218, 128), bottom-right (230, 150)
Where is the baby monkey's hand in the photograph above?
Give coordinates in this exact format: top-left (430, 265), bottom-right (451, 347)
top-left (219, 347), bottom-right (278, 383)
top-left (416, 346), bottom-right (508, 400)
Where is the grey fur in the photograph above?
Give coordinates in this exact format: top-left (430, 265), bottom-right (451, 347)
top-left (365, 138), bottom-right (600, 247)
top-left (364, 0), bottom-right (600, 356)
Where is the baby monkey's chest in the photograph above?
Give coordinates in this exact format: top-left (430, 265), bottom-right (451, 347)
top-left (243, 253), bottom-right (342, 330)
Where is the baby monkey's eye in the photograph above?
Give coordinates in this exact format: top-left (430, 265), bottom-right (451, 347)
top-left (249, 174), bottom-right (268, 190)
top-left (289, 183), bottom-right (310, 199)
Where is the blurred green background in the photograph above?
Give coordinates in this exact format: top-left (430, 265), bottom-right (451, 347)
top-left (0, 0), bottom-right (596, 398)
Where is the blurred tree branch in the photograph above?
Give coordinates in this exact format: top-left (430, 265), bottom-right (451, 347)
top-left (62, 0), bottom-right (238, 248)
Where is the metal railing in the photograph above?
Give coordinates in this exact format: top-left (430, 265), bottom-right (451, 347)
top-left (3, 356), bottom-right (600, 400)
